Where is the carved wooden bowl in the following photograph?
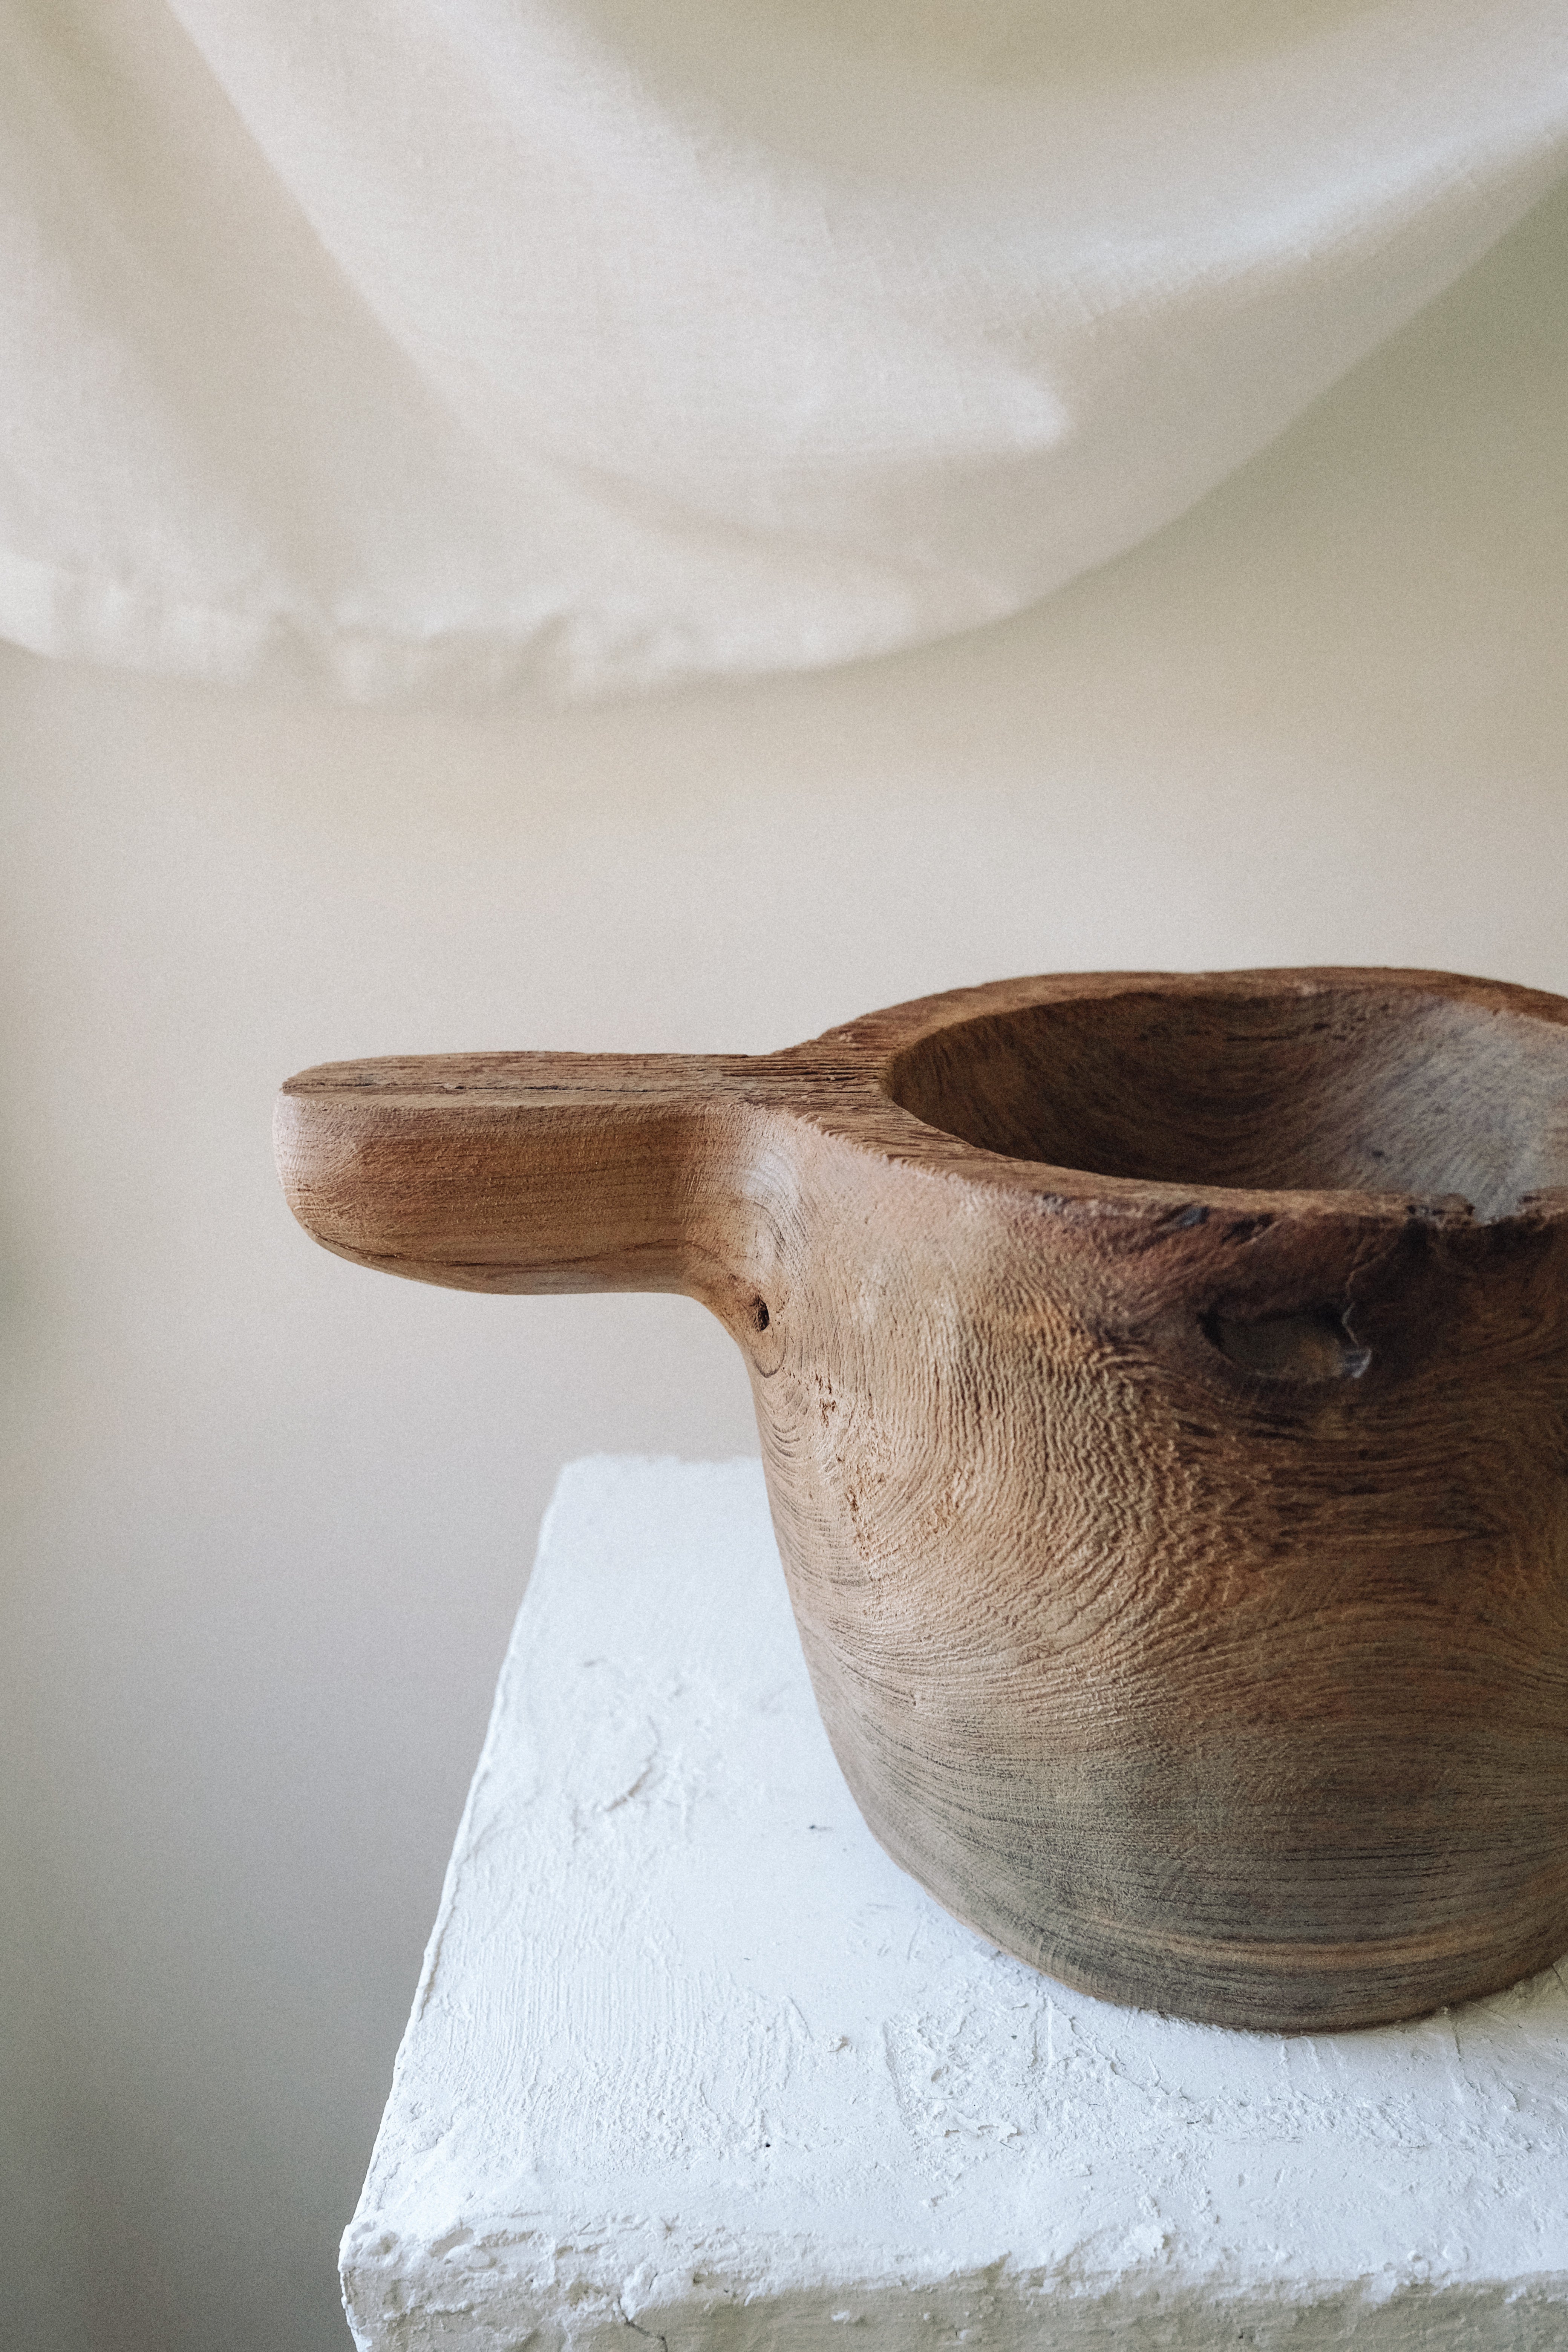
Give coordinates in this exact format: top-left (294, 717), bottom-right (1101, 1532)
top-left (276, 968), bottom-right (1568, 2030)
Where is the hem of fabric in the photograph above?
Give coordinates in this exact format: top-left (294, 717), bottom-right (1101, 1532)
top-left (0, 543), bottom-right (1032, 706)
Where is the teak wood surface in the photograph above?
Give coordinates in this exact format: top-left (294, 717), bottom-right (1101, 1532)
top-left (276, 968), bottom-right (1568, 2030)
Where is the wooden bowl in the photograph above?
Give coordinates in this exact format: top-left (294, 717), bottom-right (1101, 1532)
top-left (276, 968), bottom-right (1568, 2030)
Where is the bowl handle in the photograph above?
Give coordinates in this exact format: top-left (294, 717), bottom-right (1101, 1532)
top-left (274, 1050), bottom-right (758, 1299)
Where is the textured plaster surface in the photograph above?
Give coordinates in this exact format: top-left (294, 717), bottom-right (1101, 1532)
top-left (342, 1457), bottom-right (1568, 2350)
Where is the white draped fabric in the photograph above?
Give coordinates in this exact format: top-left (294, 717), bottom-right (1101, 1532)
top-left (4, 2), bottom-right (1566, 700)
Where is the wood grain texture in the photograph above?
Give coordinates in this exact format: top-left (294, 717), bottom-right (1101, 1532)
top-left (276, 969), bottom-right (1568, 2029)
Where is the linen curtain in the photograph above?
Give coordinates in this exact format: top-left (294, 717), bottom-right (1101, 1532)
top-left (4, 2), bottom-right (1565, 699)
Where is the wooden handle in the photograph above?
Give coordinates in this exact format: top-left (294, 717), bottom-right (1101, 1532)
top-left (274, 1051), bottom-right (764, 1300)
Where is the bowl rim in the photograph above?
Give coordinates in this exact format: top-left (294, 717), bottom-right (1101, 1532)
top-left (791, 964), bottom-right (1568, 1228)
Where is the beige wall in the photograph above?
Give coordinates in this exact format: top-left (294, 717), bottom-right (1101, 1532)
top-left (3, 180), bottom-right (1565, 2352)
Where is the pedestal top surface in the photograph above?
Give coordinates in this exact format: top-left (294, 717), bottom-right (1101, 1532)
top-left (342, 1457), bottom-right (1568, 2350)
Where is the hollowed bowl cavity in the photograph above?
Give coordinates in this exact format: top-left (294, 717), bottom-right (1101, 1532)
top-left (887, 983), bottom-right (1568, 1220)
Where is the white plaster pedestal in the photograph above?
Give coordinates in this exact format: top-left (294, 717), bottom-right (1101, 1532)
top-left (342, 1458), bottom-right (1568, 2351)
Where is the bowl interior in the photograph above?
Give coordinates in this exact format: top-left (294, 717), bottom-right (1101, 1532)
top-left (887, 984), bottom-right (1568, 1218)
